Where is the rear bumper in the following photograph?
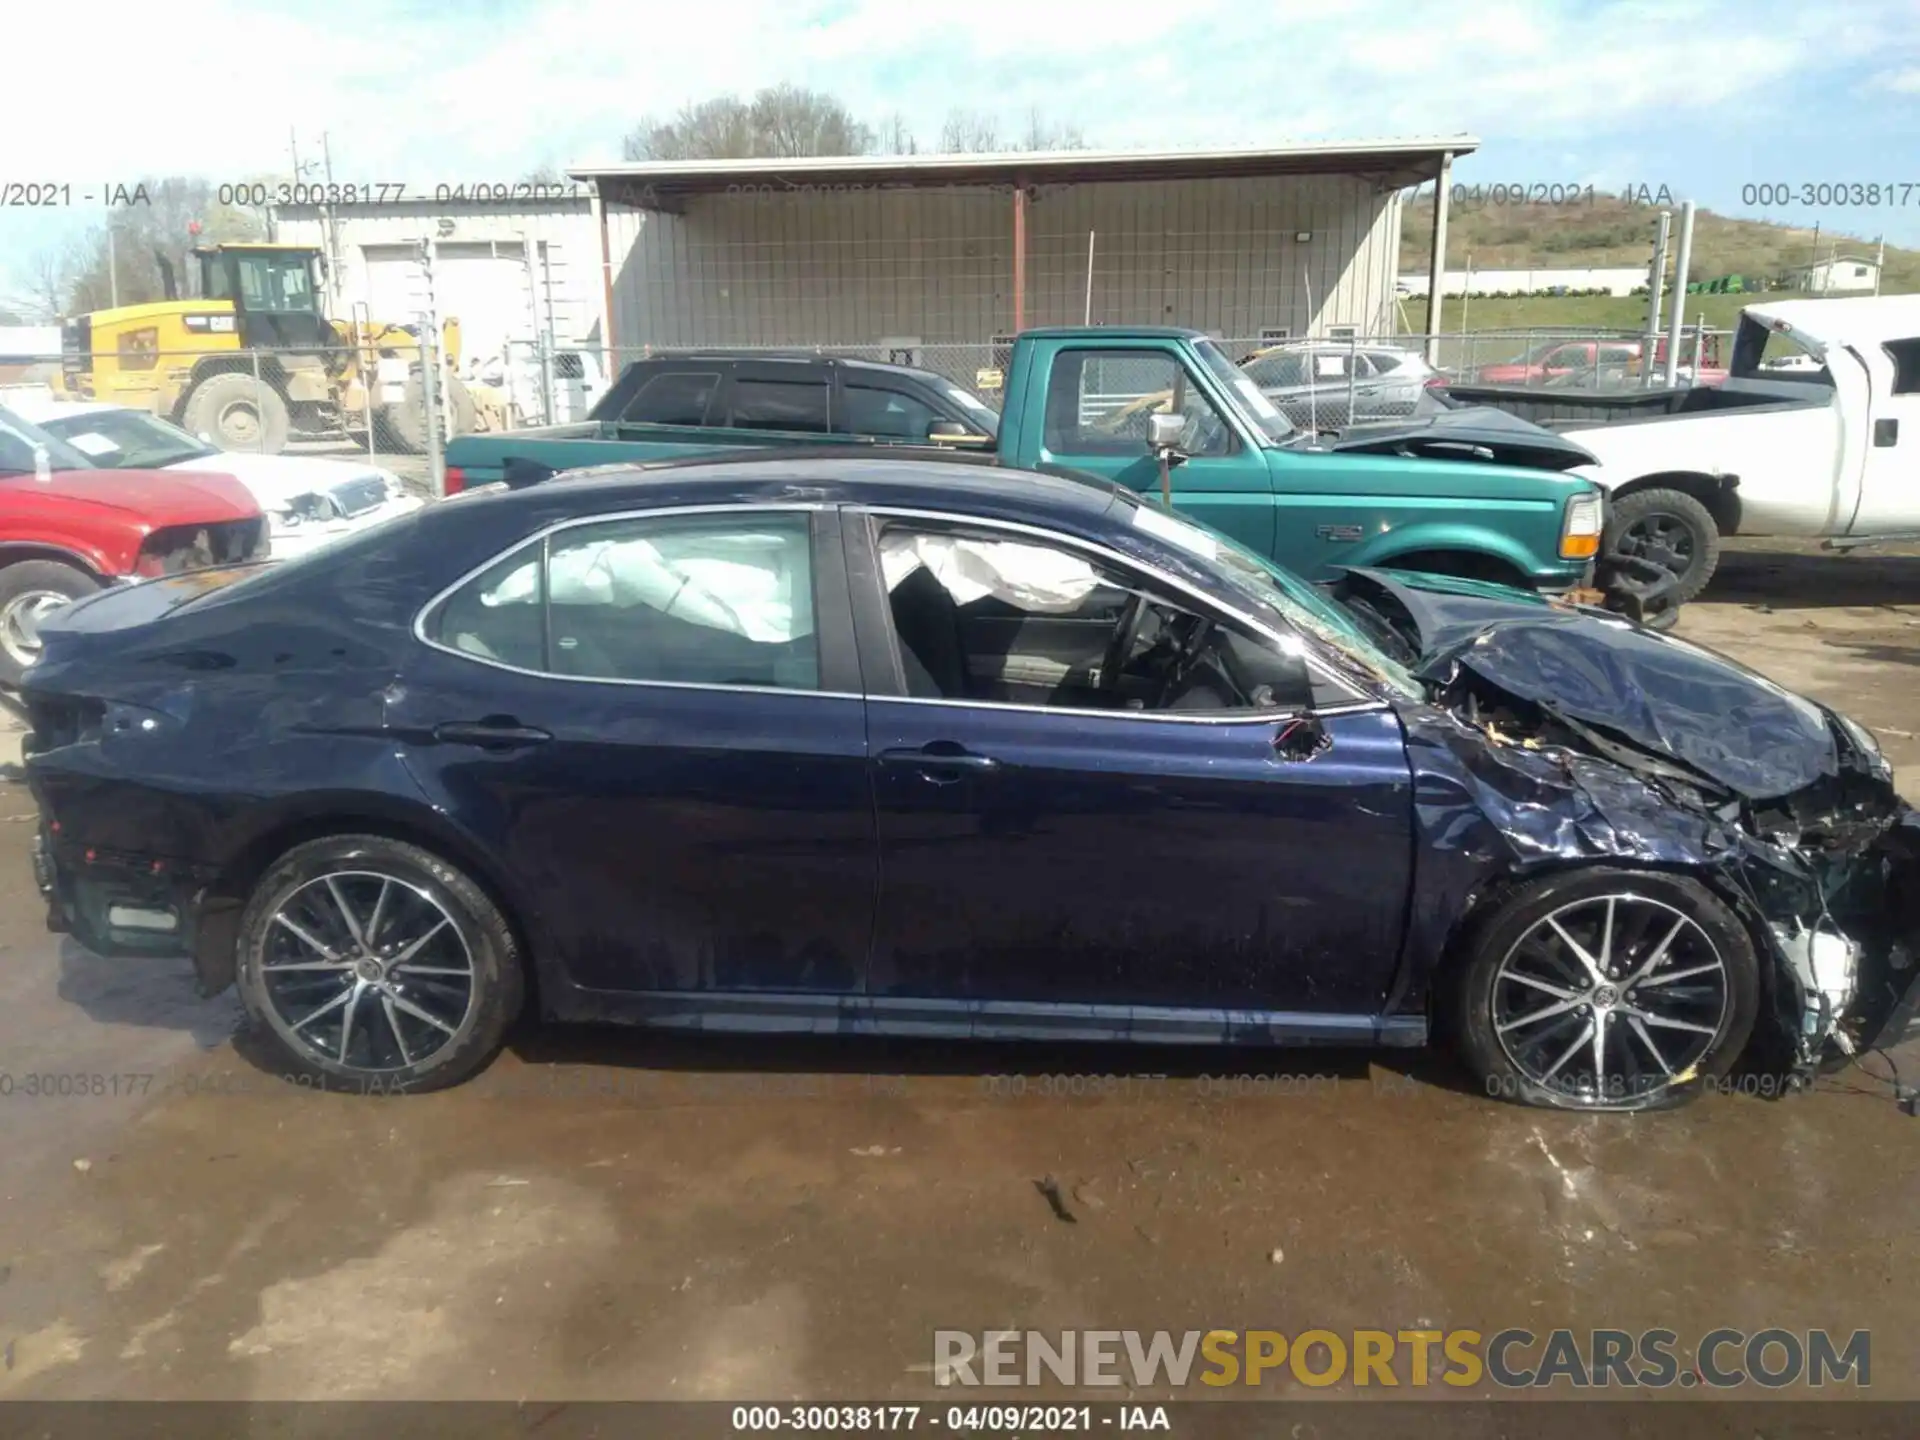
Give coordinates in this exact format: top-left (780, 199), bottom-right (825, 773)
top-left (32, 823), bottom-right (200, 959)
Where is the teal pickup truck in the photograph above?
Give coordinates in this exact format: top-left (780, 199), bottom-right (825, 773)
top-left (444, 330), bottom-right (1670, 617)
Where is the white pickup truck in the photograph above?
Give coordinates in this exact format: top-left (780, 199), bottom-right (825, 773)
top-left (1461, 297), bottom-right (1920, 601)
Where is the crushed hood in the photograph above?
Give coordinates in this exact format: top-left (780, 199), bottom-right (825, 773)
top-left (0, 466), bottom-right (261, 525)
top-left (1336, 566), bottom-right (1837, 801)
top-left (1319, 405), bottom-right (1598, 472)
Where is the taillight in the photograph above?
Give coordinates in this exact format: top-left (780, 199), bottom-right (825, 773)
top-left (443, 466), bottom-right (465, 496)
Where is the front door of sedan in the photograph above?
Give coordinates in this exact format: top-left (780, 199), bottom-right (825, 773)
top-left (848, 512), bottom-right (1417, 1029)
top-left (391, 505), bottom-right (877, 999)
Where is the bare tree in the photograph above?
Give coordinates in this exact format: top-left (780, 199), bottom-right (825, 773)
top-left (939, 109), bottom-right (1002, 153)
top-left (64, 178), bottom-right (268, 314)
top-left (751, 83), bottom-right (875, 158)
top-left (936, 107), bottom-right (1085, 153)
top-left (521, 160), bottom-right (565, 183)
top-left (1017, 107), bottom-right (1088, 152)
top-left (14, 244), bottom-right (72, 321)
top-left (623, 87), bottom-right (873, 161)
top-left (877, 113), bottom-right (919, 156)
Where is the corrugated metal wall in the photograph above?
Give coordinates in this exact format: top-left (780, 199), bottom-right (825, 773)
top-left (274, 201), bottom-right (601, 347)
top-left (605, 174), bottom-right (1403, 348)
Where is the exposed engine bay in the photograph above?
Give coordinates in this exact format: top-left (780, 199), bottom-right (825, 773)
top-left (1333, 567), bottom-right (1920, 1080)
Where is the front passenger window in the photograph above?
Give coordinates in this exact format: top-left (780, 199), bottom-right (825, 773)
top-left (877, 522), bottom-right (1309, 713)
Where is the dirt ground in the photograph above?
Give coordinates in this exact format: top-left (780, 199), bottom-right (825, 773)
top-left (0, 539), bottom-right (1915, 1405)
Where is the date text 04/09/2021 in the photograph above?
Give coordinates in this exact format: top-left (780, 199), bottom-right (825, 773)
top-left (2, 182), bottom-right (150, 207)
top-left (1447, 182), bottom-right (1677, 208)
top-left (729, 1405), bottom-right (1171, 1432)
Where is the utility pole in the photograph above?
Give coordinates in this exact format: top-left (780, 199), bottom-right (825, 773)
top-left (1663, 201), bottom-right (1695, 386)
top-left (1642, 211), bottom-right (1670, 389)
top-left (1875, 235), bottom-right (1886, 296)
top-left (319, 129), bottom-right (341, 309)
top-left (107, 224), bottom-right (119, 309)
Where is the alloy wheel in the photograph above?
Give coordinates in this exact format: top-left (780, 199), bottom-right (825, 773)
top-left (0, 590), bottom-right (74, 669)
top-left (1492, 893), bottom-right (1729, 1106)
top-left (256, 869), bottom-right (477, 1073)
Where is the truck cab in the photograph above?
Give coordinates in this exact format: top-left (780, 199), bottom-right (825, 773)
top-left (1002, 328), bottom-right (1607, 595)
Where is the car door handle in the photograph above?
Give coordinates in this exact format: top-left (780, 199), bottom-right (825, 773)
top-left (432, 719), bottom-right (553, 750)
top-left (877, 744), bottom-right (1000, 781)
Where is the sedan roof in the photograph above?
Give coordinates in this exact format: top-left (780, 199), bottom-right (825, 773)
top-left (441, 454), bottom-right (1127, 529)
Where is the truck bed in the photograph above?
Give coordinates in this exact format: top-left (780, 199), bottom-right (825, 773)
top-left (1440, 378), bottom-right (1831, 431)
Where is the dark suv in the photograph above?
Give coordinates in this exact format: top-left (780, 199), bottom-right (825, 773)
top-left (588, 352), bottom-right (1001, 446)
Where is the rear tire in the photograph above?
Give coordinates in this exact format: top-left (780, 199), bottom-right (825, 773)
top-left (1605, 487), bottom-right (1720, 603)
top-left (183, 372), bottom-right (292, 455)
top-left (234, 835), bottom-right (524, 1093)
top-left (0, 559), bottom-right (100, 685)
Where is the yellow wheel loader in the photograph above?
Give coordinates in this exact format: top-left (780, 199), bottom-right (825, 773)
top-left (57, 244), bottom-right (475, 456)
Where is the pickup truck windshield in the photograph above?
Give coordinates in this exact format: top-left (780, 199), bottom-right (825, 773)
top-left (1114, 488), bottom-right (1420, 698)
top-left (1191, 338), bottom-right (1294, 443)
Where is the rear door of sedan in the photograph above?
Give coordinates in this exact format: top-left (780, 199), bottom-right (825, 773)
top-left (840, 503), bottom-right (1419, 1037)
top-left (392, 502), bottom-right (879, 1001)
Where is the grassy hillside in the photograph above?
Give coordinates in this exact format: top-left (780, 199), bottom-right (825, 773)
top-left (1395, 194), bottom-right (1918, 333)
top-left (1400, 194), bottom-right (1920, 287)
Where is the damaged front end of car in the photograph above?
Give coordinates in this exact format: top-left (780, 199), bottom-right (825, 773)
top-left (1337, 567), bottom-right (1920, 1084)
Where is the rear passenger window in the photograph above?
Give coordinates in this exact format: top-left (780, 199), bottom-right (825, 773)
top-left (620, 371), bottom-right (719, 425)
top-left (1885, 338), bottom-right (1920, 395)
top-left (729, 378), bottom-right (832, 434)
top-left (428, 515), bottom-right (820, 691)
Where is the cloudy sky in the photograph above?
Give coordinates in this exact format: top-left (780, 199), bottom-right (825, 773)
top-left (4, 0), bottom-right (1918, 308)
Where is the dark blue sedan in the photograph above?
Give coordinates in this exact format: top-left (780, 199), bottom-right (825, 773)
top-left (20, 456), bottom-right (1920, 1110)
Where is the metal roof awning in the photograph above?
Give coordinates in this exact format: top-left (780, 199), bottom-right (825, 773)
top-left (570, 137), bottom-right (1479, 205)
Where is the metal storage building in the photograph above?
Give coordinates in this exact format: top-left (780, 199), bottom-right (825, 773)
top-left (277, 137), bottom-right (1474, 400)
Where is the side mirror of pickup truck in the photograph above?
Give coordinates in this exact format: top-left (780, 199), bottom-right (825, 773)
top-left (1146, 413), bottom-right (1187, 453)
top-left (926, 419), bottom-right (972, 442)
top-left (1145, 413), bottom-right (1188, 504)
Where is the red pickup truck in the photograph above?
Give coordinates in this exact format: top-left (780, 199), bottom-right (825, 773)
top-left (0, 402), bottom-right (266, 684)
top-left (1474, 337), bottom-right (1728, 387)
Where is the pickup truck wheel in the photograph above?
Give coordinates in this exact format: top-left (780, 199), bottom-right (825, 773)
top-left (183, 372), bottom-right (292, 455)
top-left (1605, 488), bottom-right (1720, 603)
top-left (0, 560), bottom-right (101, 685)
top-left (1448, 869), bottom-right (1758, 1112)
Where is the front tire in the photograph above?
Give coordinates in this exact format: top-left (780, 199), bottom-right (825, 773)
top-left (1448, 869), bottom-right (1759, 1111)
top-left (183, 372), bottom-right (293, 455)
top-left (234, 835), bottom-right (524, 1092)
top-left (1606, 488), bottom-right (1720, 603)
top-left (0, 559), bottom-right (101, 685)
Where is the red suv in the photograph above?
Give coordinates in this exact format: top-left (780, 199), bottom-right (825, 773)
top-left (0, 402), bottom-right (266, 684)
